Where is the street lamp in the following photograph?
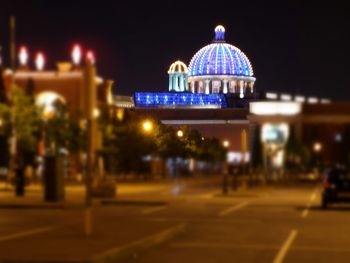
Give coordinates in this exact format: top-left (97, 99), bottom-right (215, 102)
top-left (223, 140), bottom-right (230, 148)
top-left (142, 120), bottom-right (153, 133)
top-left (222, 140), bottom-right (230, 195)
top-left (313, 142), bottom-right (322, 169)
top-left (313, 142), bottom-right (322, 153)
top-left (177, 130), bottom-right (183, 138)
top-left (93, 108), bottom-right (100, 119)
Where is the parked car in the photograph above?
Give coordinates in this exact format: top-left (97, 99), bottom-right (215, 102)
top-left (322, 166), bottom-right (350, 208)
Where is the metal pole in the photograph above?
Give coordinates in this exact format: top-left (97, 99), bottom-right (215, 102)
top-left (241, 129), bottom-right (248, 188)
top-left (83, 61), bottom-right (97, 237)
top-left (9, 16), bottom-right (16, 71)
top-left (85, 118), bottom-right (93, 236)
top-left (222, 162), bottom-right (229, 195)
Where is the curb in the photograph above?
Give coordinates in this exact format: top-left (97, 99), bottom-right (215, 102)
top-left (92, 223), bottom-right (187, 263)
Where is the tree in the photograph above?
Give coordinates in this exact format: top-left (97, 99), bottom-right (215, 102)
top-left (156, 125), bottom-right (190, 160)
top-left (0, 66), bottom-right (7, 103)
top-left (285, 131), bottom-right (310, 170)
top-left (0, 67), bottom-right (10, 169)
top-left (12, 87), bottom-right (42, 166)
top-left (196, 137), bottom-right (227, 163)
top-left (7, 86), bottom-right (42, 195)
top-left (0, 103), bottom-right (11, 168)
top-left (43, 100), bottom-right (84, 155)
top-left (101, 110), bottom-right (157, 175)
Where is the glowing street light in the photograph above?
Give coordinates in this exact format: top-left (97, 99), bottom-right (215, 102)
top-left (313, 142), bottom-right (322, 153)
top-left (177, 130), bottom-right (183, 138)
top-left (18, 46), bottom-right (29, 66)
top-left (93, 108), bottom-right (100, 119)
top-left (223, 140), bottom-right (230, 148)
top-left (142, 120), bottom-right (153, 133)
top-left (72, 44), bottom-right (82, 65)
top-left (35, 52), bottom-right (45, 71)
top-left (86, 50), bottom-right (95, 65)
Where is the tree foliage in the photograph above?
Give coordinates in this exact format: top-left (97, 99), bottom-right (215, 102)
top-left (44, 100), bottom-right (84, 154)
top-left (12, 87), bottom-right (42, 155)
top-left (100, 108), bottom-right (227, 174)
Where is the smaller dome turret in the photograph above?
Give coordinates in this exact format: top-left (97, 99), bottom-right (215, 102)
top-left (168, 60), bottom-right (188, 74)
top-left (168, 60), bottom-right (188, 92)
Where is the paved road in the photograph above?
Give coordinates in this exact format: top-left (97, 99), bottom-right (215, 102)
top-left (120, 182), bottom-right (350, 263)
top-left (1, 179), bottom-right (350, 262)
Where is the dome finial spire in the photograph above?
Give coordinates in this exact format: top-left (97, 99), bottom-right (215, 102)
top-left (214, 25), bottom-right (225, 41)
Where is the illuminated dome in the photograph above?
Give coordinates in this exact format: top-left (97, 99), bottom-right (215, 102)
top-left (189, 25), bottom-right (253, 77)
top-left (187, 25), bottom-right (256, 96)
top-left (168, 60), bottom-right (188, 73)
top-left (168, 60), bottom-right (188, 92)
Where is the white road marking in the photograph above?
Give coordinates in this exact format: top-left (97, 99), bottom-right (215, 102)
top-left (0, 226), bottom-right (54, 242)
top-left (142, 206), bottom-right (167, 215)
top-left (219, 202), bottom-right (249, 217)
top-left (301, 205), bottom-right (311, 218)
top-left (301, 188), bottom-right (319, 218)
top-left (310, 192), bottom-right (317, 202)
top-left (273, 229), bottom-right (298, 263)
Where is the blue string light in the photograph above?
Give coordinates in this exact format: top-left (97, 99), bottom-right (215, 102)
top-left (134, 92), bottom-right (228, 108)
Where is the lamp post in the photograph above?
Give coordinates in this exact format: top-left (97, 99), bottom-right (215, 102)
top-left (222, 140), bottom-right (229, 195)
top-left (241, 129), bottom-right (249, 188)
top-left (313, 142), bottom-right (322, 168)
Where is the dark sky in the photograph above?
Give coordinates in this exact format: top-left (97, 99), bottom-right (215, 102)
top-left (1, 1), bottom-right (350, 100)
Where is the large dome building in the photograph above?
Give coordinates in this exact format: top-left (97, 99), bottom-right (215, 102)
top-left (187, 25), bottom-right (256, 97)
top-left (136, 25), bottom-right (257, 109)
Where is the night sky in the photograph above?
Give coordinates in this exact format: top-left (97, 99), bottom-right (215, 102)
top-left (1, 1), bottom-right (350, 100)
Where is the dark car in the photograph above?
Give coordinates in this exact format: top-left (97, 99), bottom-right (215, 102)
top-left (322, 166), bottom-right (350, 208)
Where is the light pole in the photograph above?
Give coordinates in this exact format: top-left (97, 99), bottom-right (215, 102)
top-left (241, 129), bottom-right (249, 187)
top-left (313, 142), bottom-right (322, 168)
top-left (175, 129), bottom-right (184, 181)
top-left (222, 140), bottom-right (229, 195)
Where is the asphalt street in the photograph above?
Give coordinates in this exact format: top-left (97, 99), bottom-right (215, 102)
top-left (1, 178), bottom-right (350, 262)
